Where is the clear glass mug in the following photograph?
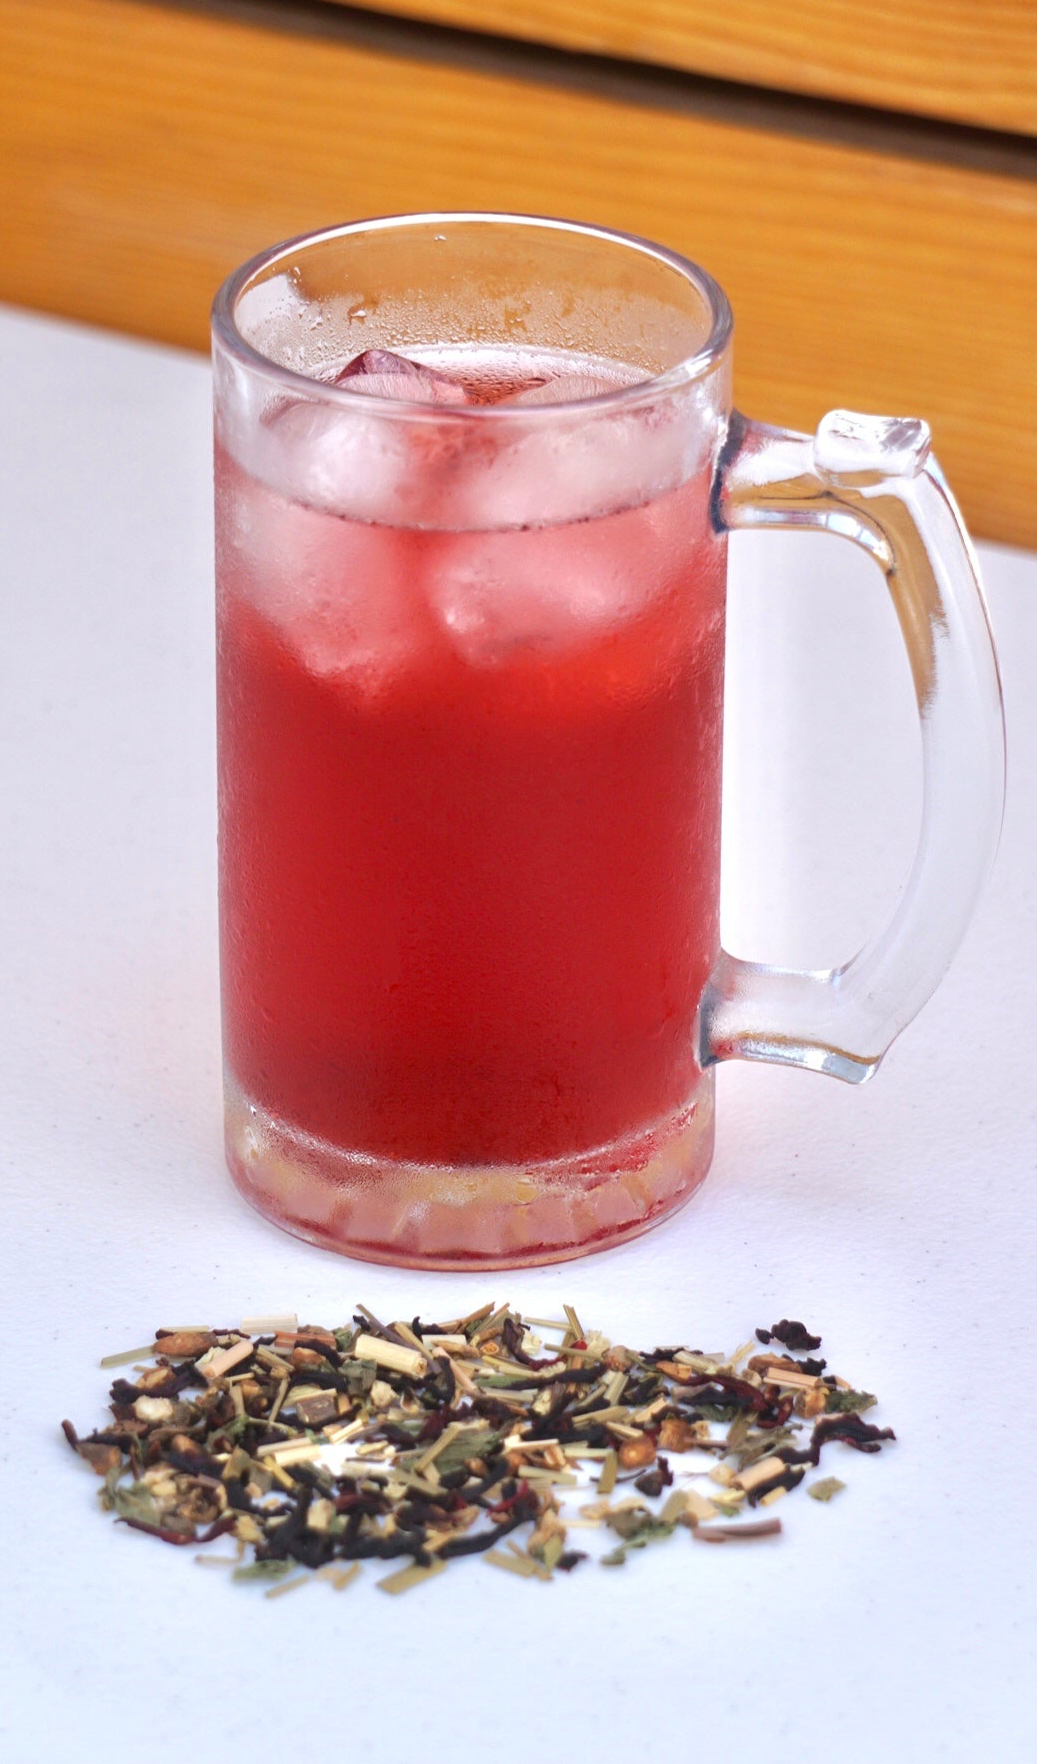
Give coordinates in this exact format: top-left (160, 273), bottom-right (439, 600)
top-left (212, 213), bottom-right (1004, 1269)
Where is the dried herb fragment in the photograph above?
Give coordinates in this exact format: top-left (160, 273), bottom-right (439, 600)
top-left (377, 1559), bottom-right (447, 1595)
top-left (693, 1518), bottom-right (783, 1544)
top-left (66, 1304), bottom-right (893, 1590)
top-left (756, 1320), bottom-right (823, 1352)
top-left (232, 1558), bottom-right (292, 1583)
top-left (824, 1387), bottom-right (877, 1415)
top-left (807, 1477), bottom-right (846, 1502)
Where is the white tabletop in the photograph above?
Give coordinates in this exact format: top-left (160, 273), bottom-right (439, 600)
top-left (2, 304), bottom-right (1034, 1763)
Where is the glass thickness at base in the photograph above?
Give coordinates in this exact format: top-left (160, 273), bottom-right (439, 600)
top-left (224, 1072), bottom-right (715, 1270)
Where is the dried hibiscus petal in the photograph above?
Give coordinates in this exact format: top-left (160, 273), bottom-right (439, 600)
top-left (756, 1320), bottom-right (823, 1352)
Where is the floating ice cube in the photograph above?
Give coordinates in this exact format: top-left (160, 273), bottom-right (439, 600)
top-left (249, 353), bottom-right (478, 524)
top-left (424, 488), bottom-right (688, 667)
top-left (501, 372), bottom-right (619, 406)
top-left (225, 466), bottom-right (436, 698)
top-left (252, 394), bottom-right (416, 525)
top-left (334, 348), bottom-right (472, 405)
top-left (451, 390), bottom-right (709, 532)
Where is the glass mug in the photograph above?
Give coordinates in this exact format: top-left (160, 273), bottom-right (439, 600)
top-left (212, 213), bottom-right (1004, 1269)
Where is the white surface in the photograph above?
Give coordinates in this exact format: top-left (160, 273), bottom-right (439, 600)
top-left (1, 304), bottom-right (1034, 1762)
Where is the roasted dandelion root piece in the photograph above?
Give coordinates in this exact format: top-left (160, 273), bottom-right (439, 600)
top-left (65, 1305), bottom-right (894, 1590)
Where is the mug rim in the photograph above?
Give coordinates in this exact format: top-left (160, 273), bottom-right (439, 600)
top-left (211, 211), bottom-right (733, 420)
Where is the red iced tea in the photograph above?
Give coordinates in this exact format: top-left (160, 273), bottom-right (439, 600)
top-left (217, 349), bottom-right (726, 1262)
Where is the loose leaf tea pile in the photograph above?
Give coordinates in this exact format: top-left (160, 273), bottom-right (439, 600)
top-left (63, 1304), bottom-right (894, 1594)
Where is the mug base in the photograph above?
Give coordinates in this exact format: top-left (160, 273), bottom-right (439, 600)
top-left (224, 1073), bottom-right (715, 1270)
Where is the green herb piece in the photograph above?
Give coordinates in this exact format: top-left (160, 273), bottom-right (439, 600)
top-left (343, 1360), bottom-right (378, 1395)
top-left (232, 1559), bottom-right (293, 1583)
top-left (433, 1428), bottom-right (502, 1479)
top-left (733, 1425), bottom-right (802, 1469)
top-left (610, 1518), bottom-right (676, 1552)
top-left (807, 1476), bottom-right (847, 1502)
top-left (107, 1481), bottom-right (163, 1527)
top-left (825, 1387), bottom-right (876, 1414)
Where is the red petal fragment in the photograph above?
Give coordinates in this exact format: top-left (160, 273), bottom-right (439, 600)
top-left (118, 1516), bottom-right (236, 1547)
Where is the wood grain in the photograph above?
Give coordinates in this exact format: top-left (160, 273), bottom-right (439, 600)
top-left (2, 0), bottom-right (1035, 543)
top-left (351, 0), bottom-right (1037, 135)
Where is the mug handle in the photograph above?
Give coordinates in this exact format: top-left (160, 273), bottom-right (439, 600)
top-left (704, 409), bottom-right (1005, 1082)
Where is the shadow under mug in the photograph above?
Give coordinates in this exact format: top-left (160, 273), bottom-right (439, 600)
top-left (212, 213), bottom-right (1004, 1268)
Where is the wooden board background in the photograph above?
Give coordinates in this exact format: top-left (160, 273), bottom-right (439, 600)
top-left (356, 0), bottom-right (1037, 135)
top-left (2, 0), bottom-right (1036, 544)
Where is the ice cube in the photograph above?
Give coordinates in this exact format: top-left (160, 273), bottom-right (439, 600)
top-left (424, 494), bottom-right (681, 667)
top-left (334, 349), bottom-right (471, 405)
top-left (502, 372), bottom-right (620, 406)
top-left (450, 385), bottom-right (708, 531)
top-left (248, 352), bottom-right (473, 523)
top-left (226, 467), bottom-right (435, 699)
top-left (253, 394), bottom-right (413, 524)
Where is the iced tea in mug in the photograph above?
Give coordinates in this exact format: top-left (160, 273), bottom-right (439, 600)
top-left (213, 215), bottom-right (1003, 1268)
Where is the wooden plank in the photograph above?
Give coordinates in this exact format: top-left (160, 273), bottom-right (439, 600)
top-left (1, 0), bottom-right (1035, 544)
top-left (350, 0), bottom-right (1037, 136)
